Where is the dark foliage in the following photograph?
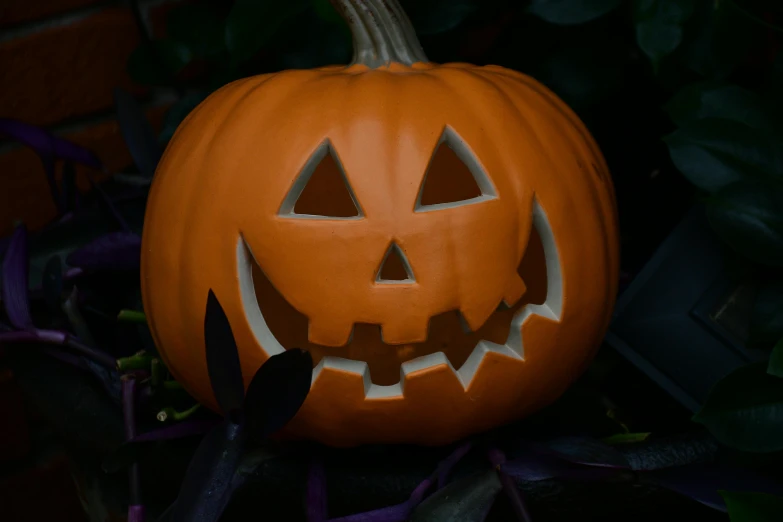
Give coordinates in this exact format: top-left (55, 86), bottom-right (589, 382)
top-left (2, 0), bottom-right (783, 521)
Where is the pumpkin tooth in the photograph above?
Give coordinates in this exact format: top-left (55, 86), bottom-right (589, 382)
top-left (459, 300), bottom-right (498, 334)
top-left (307, 319), bottom-right (355, 347)
top-left (503, 274), bottom-right (527, 308)
top-left (380, 318), bottom-right (430, 345)
top-left (400, 353), bottom-right (465, 394)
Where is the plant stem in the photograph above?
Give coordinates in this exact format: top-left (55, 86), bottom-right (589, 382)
top-left (157, 403), bottom-right (201, 422)
top-left (62, 286), bottom-right (97, 347)
top-left (151, 358), bottom-right (163, 387)
top-left (122, 375), bottom-right (144, 522)
top-left (132, 418), bottom-right (219, 443)
top-left (0, 329), bottom-right (117, 369)
top-left (128, 505), bottom-right (145, 522)
top-left (306, 457), bottom-right (327, 522)
top-left (118, 309), bottom-right (147, 323)
top-left (64, 336), bottom-right (117, 368)
top-left (327, 0), bottom-right (428, 67)
top-left (603, 432), bottom-right (651, 445)
top-left (488, 448), bottom-right (534, 522)
top-left (118, 352), bottom-right (154, 372)
top-left (437, 442), bottom-right (472, 489)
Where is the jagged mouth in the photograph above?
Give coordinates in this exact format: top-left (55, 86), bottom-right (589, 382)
top-left (237, 201), bottom-right (562, 398)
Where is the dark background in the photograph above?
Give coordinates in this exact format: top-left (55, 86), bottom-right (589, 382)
top-left (1, 1), bottom-right (782, 521)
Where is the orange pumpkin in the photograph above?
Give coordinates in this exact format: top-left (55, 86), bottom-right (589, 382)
top-left (141, 0), bottom-right (620, 447)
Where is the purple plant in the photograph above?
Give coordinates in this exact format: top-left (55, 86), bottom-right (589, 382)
top-left (163, 291), bottom-right (313, 522)
top-left (0, 224), bottom-right (116, 369)
top-left (0, 118), bottom-right (101, 214)
top-left (122, 375), bottom-right (144, 522)
top-left (2, 115), bottom-right (783, 522)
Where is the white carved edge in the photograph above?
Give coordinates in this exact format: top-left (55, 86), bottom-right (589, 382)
top-left (237, 199), bottom-right (562, 399)
top-left (278, 126), bottom-right (497, 220)
top-left (376, 242), bottom-right (416, 284)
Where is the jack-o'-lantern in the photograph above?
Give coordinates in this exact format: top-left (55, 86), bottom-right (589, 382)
top-left (140, 0), bottom-right (620, 447)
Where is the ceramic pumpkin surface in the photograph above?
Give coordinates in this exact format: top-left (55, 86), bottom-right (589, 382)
top-left (141, 0), bottom-right (620, 447)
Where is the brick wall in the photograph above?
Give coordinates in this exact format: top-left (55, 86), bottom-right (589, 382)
top-left (0, 0), bottom-right (185, 238)
top-left (0, 3), bottom-right (186, 520)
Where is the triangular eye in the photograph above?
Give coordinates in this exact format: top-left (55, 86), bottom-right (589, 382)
top-left (415, 126), bottom-right (497, 212)
top-left (279, 140), bottom-right (363, 219)
top-left (376, 242), bottom-right (415, 284)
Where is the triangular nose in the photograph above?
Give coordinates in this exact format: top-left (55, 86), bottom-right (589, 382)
top-left (376, 242), bottom-right (415, 283)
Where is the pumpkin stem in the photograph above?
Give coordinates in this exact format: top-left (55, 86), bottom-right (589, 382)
top-left (328, 0), bottom-right (429, 68)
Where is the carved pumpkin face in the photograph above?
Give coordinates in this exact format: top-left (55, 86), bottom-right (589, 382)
top-left (140, 1), bottom-right (619, 448)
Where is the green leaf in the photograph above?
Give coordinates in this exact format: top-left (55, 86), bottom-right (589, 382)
top-left (530, 36), bottom-right (626, 111)
top-left (749, 281), bottom-right (783, 349)
top-left (409, 470), bottom-right (502, 522)
top-left (527, 0), bottom-right (621, 25)
top-left (166, 3), bottom-right (227, 60)
top-left (665, 83), bottom-right (780, 132)
top-left (693, 362), bottom-right (783, 453)
top-left (664, 119), bottom-right (783, 192)
top-left (769, 338), bottom-right (783, 379)
top-left (705, 180), bottom-right (783, 266)
top-left (720, 490), bottom-right (783, 522)
top-left (224, 0), bottom-right (309, 65)
top-left (682, 0), bottom-right (760, 80)
top-left (127, 40), bottom-right (192, 86)
top-left (159, 91), bottom-right (210, 144)
top-left (634, 0), bottom-right (696, 66)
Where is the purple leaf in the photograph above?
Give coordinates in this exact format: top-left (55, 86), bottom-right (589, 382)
top-left (501, 451), bottom-right (569, 482)
top-left (488, 449), bottom-right (533, 522)
top-left (122, 376), bottom-right (139, 440)
top-left (42, 346), bottom-right (85, 368)
top-left (437, 442), bottom-right (472, 489)
top-left (0, 329), bottom-right (66, 344)
top-left (0, 118), bottom-right (102, 213)
top-left (128, 505), bottom-right (145, 522)
top-left (66, 232), bottom-right (141, 271)
top-left (541, 436), bottom-right (631, 468)
top-left (0, 328), bottom-right (117, 371)
top-left (329, 479), bottom-right (433, 522)
top-left (1, 224), bottom-right (34, 330)
top-left (328, 502), bottom-right (414, 522)
top-left (132, 419), bottom-right (219, 443)
top-left (122, 376), bottom-right (142, 511)
top-left (307, 458), bottom-right (328, 522)
top-left (169, 419), bottom-right (245, 522)
top-left (408, 471), bottom-right (501, 522)
top-left (327, 440), bottom-right (475, 522)
top-left (645, 463), bottom-right (783, 512)
top-left (501, 451), bottom-right (621, 482)
top-left (0, 118), bottom-right (101, 168)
